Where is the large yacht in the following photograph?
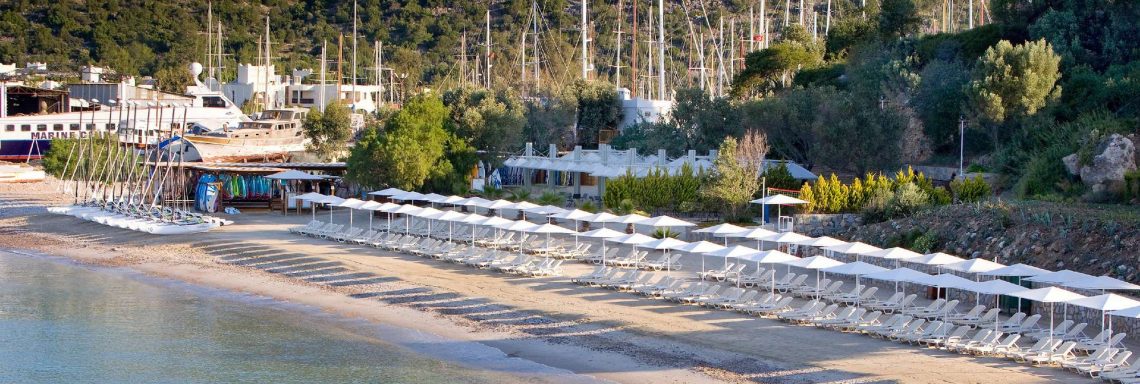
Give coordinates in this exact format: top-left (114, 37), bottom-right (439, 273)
top-left (159, 107), bottom-right (308, 162)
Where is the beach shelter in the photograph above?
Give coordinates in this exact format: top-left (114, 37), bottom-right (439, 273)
top-left (1109, 306), bottom-right (1140, 348)
top-left (795, 236), bottom-right (848, 256)
top-left (674, 241), bottom-right (727, 272)
top-left (783, 255), bottom-right (844, 298)
top-left (314, 195), bottom-right (346, 222)
top-left (981, 263), bottom-right (1050, 278)
top-left (1066, 294), bottom-right (1140, 339)
top-left (822, 261), bottom-right (888, 304)
top-left (376, 202), bottom-right (402, 232)
top-left (1064, 275), bottom-right (1140, 293)
top-left (334, 198), bottom-right (367, 228)
top-left (431, 211), bottom-right (469, 242)
top-left (961, 279), bottom-right (1030, 331)
top-left (906, 273), bottom-right (976, 321)
top-left (580, 227), bottom-right (627, 265)
top-left (507, 201), bottom-right (542, 220)
top-left (694, 223), bottom-right (748, 245)
top-left (265, 169), bottom-right (324, 181)
top-left (1026, 270), bottom-right (1096, 285)
top-left (637, 216), bottom-right (697, 234)
top-left (368, 187), bottom-right (405, 197)
top-left (390, 204), bottom-right (424, 233)
top-left (457, 197), bottom-right (491, 213)
top-left (863, 267), bottom-right (933, 295)
top-left (750, 194), bottom-right (808, 223)
top-left (1010, 287), bottom-right (1088, 345)
top-left (391, 191), bottom-right (427, 202)
top-left (613, 214), bottom-right (651, 232)
top-left (358, 201), bottom-right (384, 230)
top-left (523, 205), bottom-right (564, 217)
top-left (636, 237), bottom-right (689, 271)
top-left (703, 245), bottom-right (762, 270)
top-left (823, 242), bottom-right (883, 262)
top-left (583, 212), bottom-right (620, 229)
top-left (741, 250), bottom-right (800, 293)
top-left (469, 215), bottom-right (511, 244)
top-left (526, 223), bottom-right (577, 256)
top-left (903, 252), bottom-right (966, 273)
top-left (421, 193), bottom-right (448, 204)
top-left (483, 199), bottom-right (517, 217)
top-left (439, 195), bottom-right (468, 205)
top-left (761, 232), bottom-right (813, 247)
top-left (413, 207), bottom-right (444, 236)
top-left (613, 233), bottom-right (657, 261)
top-left (942, 258), bottom-right (1005, 274)
top-left (549, 209), bottom-right (594, 231)
top-left (861, 248), bottom-right (922, 285)
top-left (294, 192), bottom-right (327, 220)
top-left (727, 227), bottom-right (778, 249)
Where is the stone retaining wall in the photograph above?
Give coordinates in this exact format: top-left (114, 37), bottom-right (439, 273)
top-left (793, 214), bottom-right (862, 237)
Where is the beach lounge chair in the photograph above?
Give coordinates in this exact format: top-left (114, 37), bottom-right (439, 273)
top-left (1027, 319), bottom-right (1074, 340)
top-left (715, 290), bottom-right (758, 309)
top-left (833, 310), bottom-right (881, 332)
top-left (953, 308), bottom-right (999, 328)
top-left (869, 293), bottom-right (917, 313)
top-left (660, 283), bottom-right (709, 301)
top-left (1062, 346), bottom-right (1117, 371)
top-left (1080, 351), bottom-right (1132, 378)
top-left (634, 277), bottom-right (679, 296)
top-left (1002, 314), bottom-right (1043, 334)
top-left (780, 303), bottom-right (837, 323)
top-left (966, 334), bottom-right (1021, 356)
top-left (573, 268), bottom-right (619, 285)
top-left (1058, 323), bottom-right (1087, 341)
top-left (945, 305), bottom-right (985, 323)
top-left (699, 264), bottom-right (745, 282)
top-left (289, 220), bottom-right (322, 234)
top-left (921, 324), bottom-right (971, 348)
top-left (1095, 353), bottom-right (1139, 380)
top-left (815, 307), bottom-right (865, 328)
top-left (1006, 338), bottom-right (1062, 361)
top-left (581, 248), bottom-right (619, 265)
top-left (898, 321), bottom-right (946, 344)
top-left (945, 329), bottom-right (993, 352)
top-left (773, 274), bottom-right (809, 293)
top-left (732, 269), bottom-right (775, 288)
top-left (699, 287), bottom-right (747, 307)
top-left (881, 318), bottom-right (925, 340)
top-left (641, 254), bottom-right (683, 271)
top-left (1024, 341), bottom-right (1077, 365)
top-left (679, 285), bottom-right (724, 304)
top-left (334, 227), bottom-right (364, 243)
top-left (1077, 332), bottom-right (1127, 351)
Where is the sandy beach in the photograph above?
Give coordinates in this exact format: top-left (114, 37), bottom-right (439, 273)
top-left (0, 181), bottom-right (1100, 383)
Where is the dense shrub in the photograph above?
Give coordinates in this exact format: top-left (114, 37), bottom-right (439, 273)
top-left (950, 175), bottom-right (992, 202)
top-left (602, 165), bottom-right (702, 214)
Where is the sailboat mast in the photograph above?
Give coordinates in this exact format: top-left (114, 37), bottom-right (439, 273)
top-left (615, 0), bottom-right (623, 90)
top-left (485, 10), bottom-right (491, 88)
top-left (319, 40), bottom-right (326, 112)
top-left (263, 16), bottom-right (271, 110)
top-left (352, 0), bottom-right (358, 101)
top-left (581, 0), bottom-right (588, 80)
top-left (533, 0), bottom-right (539, 92)
top-left (657, 0), bottom-right (665, 100)
top-left (631, 0), bottom-right (639, 97)
top-left (207, 2), bottom-right (213, 81)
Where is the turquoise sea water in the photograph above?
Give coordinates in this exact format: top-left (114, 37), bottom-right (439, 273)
top-left (0, 249), bottom-right (591, 383)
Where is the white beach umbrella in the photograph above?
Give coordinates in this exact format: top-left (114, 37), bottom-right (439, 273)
top-left (526, 223), bottom-right (577, 256)
top-left (431, 211), bottom-right (469, 241)
top-left (907, 273), bottom-right (977, 322)
top-left (903, 252), bottom-right (966, 273)
top-left (334, 198), bottom-right (367, 228)
top-left (391, 204), bottom-right (424, 234)
top-left (1026, 270), bottom-right (1096, 285)
top-left (359, 201), bottom-right (384, 230)
top-left (458, 196), bottom-right (492, 211)
top-left (795, 236), bottom-right (848, 249)
top-left (703, 245), bottom-right (762, 270)
top-left (1066, 275), bottom-right (1140, 292)
top-left (315, 195), bottom-right (346, 223)
top-left (961, 279), bottom-right (1031, 331)
top-left (523, 205), bottom-right (564, 216)
top-left (761, 232), bottom-right (813, 246)
top-left (637, 237), bottom-right (690, 271)
top-left (613, 233), bottom-right (656, 245)
top-left (863, 267), bottom-right (933, 290)
top-left (726, 227), bottom-right (778, 249)
top-left (739, 250), bottom-right (800, 293)
top-left (1066, 294), bottom-right (1140, 340)
top-left (942, 258), bottom-right (1006, 274)
top-left (637, 215), bottom-right (697, 228)
top-left (421, 193), bottom-right (448, 204)
top-left (439, 195), bottom-right (468, 205)
top-left (376, 202), bottom-right (402, 232)
top-left (507, 201), bottom-right (542, 219)
top-left (1010, 287), bottom-right (1088, 345)
top-left (580, 227), bottom-right (626, 265)
top-left (295, 192), bottom-right (327, 220)
top-left (982, 263), bottom-right (1051, 277)
top-left (613, 213), bottom-right (651, 226)
top-left (391, 191), bottom-right (426, 202)
top-left (694, 223), bottom-right (747, 235)
top-left (496, 220), bottom-right (538, 232)
top-left (860, 247), bottom-right (922, 281)
top-left (822, 261), bottom-right (888, 304)
top-left (484, 199), bottom-right (516, 216)
top-left (823, 241), bottom-right (882, 261)
top-left (583, 212), bottom-right (620, 229)
top-left (549, 209), bottom-right (593, 231)
top-left (367, 187), bottom-right (405, 196)
top-left (673, 241), bottom-right (727, 272)
top-left (783, 255), bottom-right (844, 298)
top-left (750, 193), bottom-right (808, 219)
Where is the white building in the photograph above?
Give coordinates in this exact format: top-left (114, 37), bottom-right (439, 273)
top-left (80, 66), bottom-right (105, 83)
top-left (617, 88), bottom-right (673, 130)
top-left (285, 83), bottom-right (385, 114)
top-left (221, 64), bottom-right (288, 109)
top-left (0, 63), bottom-right (15, 75)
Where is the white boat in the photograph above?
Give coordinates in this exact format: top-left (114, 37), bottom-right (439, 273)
top-left (161, 107), bottom-right (308, 162)
top-left (0, 63), bottom-right (248, 161)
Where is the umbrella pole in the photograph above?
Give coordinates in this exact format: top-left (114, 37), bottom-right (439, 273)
top-left (368, 213), bottom-right (372, 231)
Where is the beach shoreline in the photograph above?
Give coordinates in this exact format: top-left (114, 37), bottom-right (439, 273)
top-left (0, 181), bottom-right (1094, 383)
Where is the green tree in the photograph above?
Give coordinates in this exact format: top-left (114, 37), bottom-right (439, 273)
top-left (732, 25), bottom-right (824, 97)
top-left (442, 87), bottom-right (525, 158)
top-left (878, 0), bottom-right (921, 40)
top-left (346, 95), bottom-right (449, 190)
top-left (304, 103), bottom-right (352, 162)
top-left (570, 80), bottom-right (623, 148)
top-left (700, 137), bottom-right (760, 220)
top-left (967, 39), bottom-right (1063, 144)
top-left (915, 59), bottom-right (970, 152)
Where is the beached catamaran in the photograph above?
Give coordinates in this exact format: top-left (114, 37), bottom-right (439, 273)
top-left (47, 100), bottom-right (231, 235)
